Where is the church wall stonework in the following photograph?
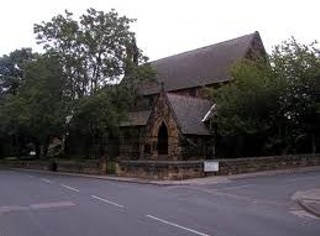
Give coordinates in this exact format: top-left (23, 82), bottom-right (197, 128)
top-left (142, 93), bottom-right (182, 161)
top-left (118, 93), bottom-right (214, 161)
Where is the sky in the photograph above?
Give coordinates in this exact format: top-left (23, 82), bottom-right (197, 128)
top-left (0, 0), bottom-right (319, 61)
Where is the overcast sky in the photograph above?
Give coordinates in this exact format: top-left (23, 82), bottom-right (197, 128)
top-left (0, 0), bottom-right (319, 61)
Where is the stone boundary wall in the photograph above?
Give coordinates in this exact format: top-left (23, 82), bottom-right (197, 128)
top-left (215, 154), bottom-right (320, 176)
top-left (117, 154), bottom-right (320, 180)
top-left (1, 154), bottom-right (320, 180)
top-left (0, 160), bottom-right (108, 175)
top-left (116, 160), bottom-right (204, 180)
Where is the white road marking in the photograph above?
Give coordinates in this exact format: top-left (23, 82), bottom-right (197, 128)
top-left (0, 201), bottom-right (75, 213)
top-left (145, 214), bottom-right (211, 236)
top-left (60, 184), bottom-right (80, 192)
top-left (30, 201), bottom-right (75, 210)
top-left (40, 178), bottom-right (52, 183)
top-left (91, 195), bottom-right (124, 208)
top-left (0, 205), bottom-right (28, 213)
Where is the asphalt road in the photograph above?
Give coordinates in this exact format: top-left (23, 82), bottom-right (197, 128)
top-left (0, 169), bottom-right (319, 236)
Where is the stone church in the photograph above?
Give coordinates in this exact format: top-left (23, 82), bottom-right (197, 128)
top-left (118, 31), bottom-right (266, 161)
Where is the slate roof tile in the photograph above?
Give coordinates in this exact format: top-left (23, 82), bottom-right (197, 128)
top-left (166, 93), bottom-right (212, 135)
top-left (142, 32), bottom-right (260, 95)
top-left (119, 110), bottom-right (151, 127)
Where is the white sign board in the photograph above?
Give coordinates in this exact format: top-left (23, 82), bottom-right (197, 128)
top-left (204, 161), bottom-right (219, 172)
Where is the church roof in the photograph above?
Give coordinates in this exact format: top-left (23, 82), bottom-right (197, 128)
top-left (119, 110), bottom-right (151, 127)
top-left (166, 93), bottom-right (212, 135)
top-left (143, 31), bottom-right (262, 95)
top-left (120, 32), bottom-right (264, 134)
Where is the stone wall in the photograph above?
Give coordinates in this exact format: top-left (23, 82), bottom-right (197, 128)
top-left (117, 154), bottom-right (320, 180)
top-left (2, 154), bottom-right (320, 180)
top-left (116, 160), bottom-right (203, 180)
top-left (0, 160), bottom-right (110, 175)
top-left (213, 154), bottom-right (320, 176)
top-left (143, 92), bottom-right (182, 160)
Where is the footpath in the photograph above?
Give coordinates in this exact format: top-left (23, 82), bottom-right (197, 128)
top-left (293, 188), bottom-right (320, 218)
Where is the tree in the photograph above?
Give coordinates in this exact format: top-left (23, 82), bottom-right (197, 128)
top-left (271, 38), bottom-right (320, 153)
top-left (67, 86), bottom-right (132, 158)
top-left (19, 54), bottom-right (68, 157)
top-left (34, 8), bottom-right (154, 158)
top-left (211, 58), bottom-right (284, 156)
top-left (34, 8), bottom-right (148, 99)
top-left (0, 48), bottom-right (35, 96)
top-left (211, 38), bottom-right (320, 157)
top-left (0, 49), bottom-right (36, 158)
top-left (0, 54), bottom-right (67, 158)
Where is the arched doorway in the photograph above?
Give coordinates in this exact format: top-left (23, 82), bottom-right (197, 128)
top-left (157, 122), bottom-right (168, 154)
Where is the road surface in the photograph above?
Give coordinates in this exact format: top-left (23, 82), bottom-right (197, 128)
top-left (0, 168), bottom-right (319, 236)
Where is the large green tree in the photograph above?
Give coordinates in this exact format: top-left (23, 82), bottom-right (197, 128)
top-left (212, 38), bottom-right (320, 157)
top-left (271, 38), bottom-right (320, 153)
top-left (0, 48), bottom-right (35, 96)
top-left (34, 8), bottom-right (154, 158)
top-left (211, 58), bottom-right (283, 156)
top-left (0, 54), bottom-right (67, 158)
top-left (0, 48), bottom-right (36, 158)
top-left (20, 54), bottom-right (67, 157)
top-left (34, 8), bottom-right (149, 98)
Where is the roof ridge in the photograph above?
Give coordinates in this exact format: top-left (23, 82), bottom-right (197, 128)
top-left (151, 31), bottom-right (257, 64)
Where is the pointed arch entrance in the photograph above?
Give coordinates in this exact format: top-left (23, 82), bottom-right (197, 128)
top-left (157, 122), bottom-right (168, 154)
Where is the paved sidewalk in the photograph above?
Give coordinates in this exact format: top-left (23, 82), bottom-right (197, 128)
top-left (158, 166), bottom-right (320, 185)
top-left (293, 188), bottom-right (320, 218)
top-left (6, 168), bottom-right (231, 186)
top-left (5, 165), bottom-right (320, 186)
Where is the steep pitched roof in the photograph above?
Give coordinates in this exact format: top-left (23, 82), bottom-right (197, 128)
top-left (143, 31), bottom-right (262, 95)
top-left (166, 93), bottom-right (213, 135)
top-left (119, 110), bottom-right (151, 127)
